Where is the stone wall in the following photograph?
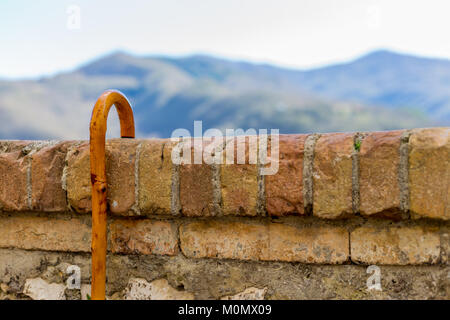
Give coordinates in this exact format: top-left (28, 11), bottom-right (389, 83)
top-left (0, 127), bottom-right (448, 299)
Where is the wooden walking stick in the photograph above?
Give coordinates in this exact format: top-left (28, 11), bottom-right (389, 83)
top-left (89, 90), bottom-right (135, 300)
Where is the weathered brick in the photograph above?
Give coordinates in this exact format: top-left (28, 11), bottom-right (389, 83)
top-left (180, 138), bottom-right (216, 217)
top-left (351, 226), bottom-right (441, 265)
top-left (441, 231), bottom-right (449, 265)
top-left (313, 133), bottom-right (354, 219)
top-left (66, 139), bottom-right (138, 214)
top-left (110, 219), bottom-right (178, 255)
top-left (105, 139), bottom-right (138, 214)
top-left (180, 220), bottom-right (267, 260)
top-left (359, 130), bottom-right (403, 217)
top-left (139, 139), bottom-right (173, 215)
top-left (180, 164), bottom-right (215, 216)
top-left (221, 137), bottom-right (258, 216)
top-left (180, 220), bottom-right (349, 263)
top-left (268, 223), bottom-right (349, 263)
top-left (31, 142), bottom-right (71, 212)
top-left (409, 128), bottom-right (449, 220)
top-left (0, 216), bottom-right (91, 252)
top-left (0, 143), bottom-right (30, 211)
top-left (0, 140), bottom-right (32, 151)
top-left (265, 134), bottom-right (307, 216)
top-left (66, 142), bottom-right (90, 213)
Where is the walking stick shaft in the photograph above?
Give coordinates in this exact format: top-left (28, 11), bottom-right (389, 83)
top-left (89, 90), bottom-right (135, 300)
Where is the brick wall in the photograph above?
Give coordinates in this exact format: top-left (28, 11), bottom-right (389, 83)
top-left (0, 127), bottom-right (448, 300)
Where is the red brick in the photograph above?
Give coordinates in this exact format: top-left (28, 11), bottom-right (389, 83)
top-left (180, 138), bottom-right (216, 216)
top-left (221, 136), bottom-right (259, 216)
top-left (138, 139), bottom-right (173, 215)
top-left (66, 139), bottom-right (138, 214)
top-left (0, 146), bottom-right (29, 211)
top-left (313, 133), bottom-right (354, 219)
top-left (105, 139), bottom-right (139, 214)
top-left (409, 128), bottom-right (449, 220)
top-left (31, 142), bottom-right (71, 212)
top-left (265, 134), bottom-right (307, 216)
top-left (180, 164), bottom-right (215, 216)
top-left (66, 142), bottom-right (90, 213)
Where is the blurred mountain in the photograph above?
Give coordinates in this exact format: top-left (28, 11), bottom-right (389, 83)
top-left (295, 50), bottom-right (450, 121)
top-left (0, 50), bottom-right (445, 140)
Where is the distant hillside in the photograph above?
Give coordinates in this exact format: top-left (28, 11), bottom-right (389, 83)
top-left (0, 50), bottom-right (445, 140)
top-left (296, 50), bottom-right (450, 121)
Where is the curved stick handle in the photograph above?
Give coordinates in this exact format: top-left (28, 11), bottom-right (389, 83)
top-left (89, 90), bottom-right (135, 300)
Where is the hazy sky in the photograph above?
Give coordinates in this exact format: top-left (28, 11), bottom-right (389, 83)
top-left (1, 0), bottom-right (450, 78)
